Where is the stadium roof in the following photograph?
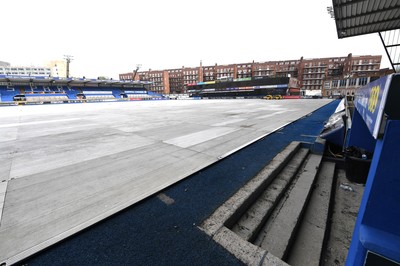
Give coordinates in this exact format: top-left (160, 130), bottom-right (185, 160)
top-left (331, 0), bottom-right (400, 72)
top-left (0, 75), bottom-right (152, 87)
top-left (332, 0), bottom-right (400, 39)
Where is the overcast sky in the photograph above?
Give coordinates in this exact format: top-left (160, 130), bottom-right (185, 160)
top-left (1, 0), bottom-right (391, 79)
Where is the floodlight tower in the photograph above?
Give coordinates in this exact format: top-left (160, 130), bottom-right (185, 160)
top-left (64, 55), bottom-right (74, 78)
top-left (132, 64), bottom-right (142, 80)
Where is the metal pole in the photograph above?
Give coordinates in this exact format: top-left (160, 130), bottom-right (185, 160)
top-left (378, 32), bottom-right (396, 72)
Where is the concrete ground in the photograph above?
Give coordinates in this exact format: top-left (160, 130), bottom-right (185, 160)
top-left (322, 169), bottom-right (364, 266)
top-left (0, 99), bottom-right (334, 265)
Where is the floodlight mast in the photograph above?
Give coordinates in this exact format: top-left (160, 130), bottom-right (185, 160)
top-left (64, 55), bottom-right (74, 78)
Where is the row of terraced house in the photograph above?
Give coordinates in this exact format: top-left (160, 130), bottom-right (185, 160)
top-left (119, 53), bottom-right (393, 97)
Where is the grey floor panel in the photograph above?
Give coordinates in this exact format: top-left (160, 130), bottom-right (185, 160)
top-left (0, 99), bottom-right (332, 264)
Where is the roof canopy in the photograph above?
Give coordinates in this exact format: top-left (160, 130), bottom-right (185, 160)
top-left (332, 0), bottom-right (400, 72)
top-left (332, 0), bottom-right (400, 39)
top-left (0, 75), bottom-right (152, 87)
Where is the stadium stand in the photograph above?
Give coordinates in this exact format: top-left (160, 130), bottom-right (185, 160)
top-left (0, 76), bottom-right (152, 104)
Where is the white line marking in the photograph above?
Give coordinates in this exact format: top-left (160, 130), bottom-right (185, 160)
top-left (164, 127), bottom-right (238, 148)
top-left (212, 118), bottom-right (245, 127)
top-left (257, 110), bottom-right (288, 119)
top-left (0, 181), bottom-right (8, 225)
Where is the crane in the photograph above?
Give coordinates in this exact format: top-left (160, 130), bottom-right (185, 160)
top-left (132, 64), bottom-right (141, 80)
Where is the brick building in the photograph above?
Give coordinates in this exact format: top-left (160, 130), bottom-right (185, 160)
top-left (322, 68), bottom-right (394, 97)
top-left (137, 69), bottom-right (170, 94)
top-left (119, 54), bottom-right (383, 95)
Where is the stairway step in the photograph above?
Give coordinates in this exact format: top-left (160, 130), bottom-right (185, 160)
top-left (287, 161), bottom-right (336, 266)
top-left (231, 148), bottom-right (310, 242)
top-left (254, 154), bottom-right (323, 259)
top-left (221, 141), bottom-right (301, 232)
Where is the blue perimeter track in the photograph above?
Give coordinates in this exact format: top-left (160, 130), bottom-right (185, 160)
top-left (17, 100), bottom-right (339, 266)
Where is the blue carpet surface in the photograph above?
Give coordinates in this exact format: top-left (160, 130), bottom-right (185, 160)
top-left (18, 100), bottom-right (338, 266)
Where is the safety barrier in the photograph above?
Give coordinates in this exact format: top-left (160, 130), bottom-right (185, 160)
top-left (346, 73), bottom-right (400, 265)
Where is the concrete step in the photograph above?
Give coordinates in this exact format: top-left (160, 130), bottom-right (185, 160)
top-left (231, 148), bottom-right (310, 242)
top-left (200, 141), bottom-right (329, 266)
top-left (254, 153), bottom-right (323, 260)
top-left (200, 141), bottom-right (303, 266)
top-left (221, 141), bottom-right (302, 233)
top-left (286, 161), bottom-right (336, 266)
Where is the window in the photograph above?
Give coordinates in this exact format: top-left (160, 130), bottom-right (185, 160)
top-left (349, 78), bottom-right (357, 86)
top-left (359, 77), bottom-right (368, 86)
top-left (332, 80), bottom-right (338, 87)
top-left (340, 80), bottom-right (347, 87)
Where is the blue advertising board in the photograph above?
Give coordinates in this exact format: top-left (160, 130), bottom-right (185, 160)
top-left (125, 90), bottom-right (147, 94)
top-left (354, 74), bottom-right (393, 139)
top-left (0, 75), bottom-right (48, 79)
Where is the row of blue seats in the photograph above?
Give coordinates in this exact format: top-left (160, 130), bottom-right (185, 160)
top-left (0, 86), bottom-right (151, 102)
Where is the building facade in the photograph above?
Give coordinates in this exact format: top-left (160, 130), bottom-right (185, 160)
top-left (45, 60), bottom-right (67, 78)
top-left (0, 65), bottom-right (51, 77)
top-left (138, 70), bottom-right (170, 94)
top-left (0, 59), bottom-right (70, 78)
top-left (322, 68), bottom-right (394, 97)
top-left (119, 54), bottom-right (383, 95)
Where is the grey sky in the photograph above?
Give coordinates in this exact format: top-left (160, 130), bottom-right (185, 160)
top-left (1, 0), bottom-right (391, 79)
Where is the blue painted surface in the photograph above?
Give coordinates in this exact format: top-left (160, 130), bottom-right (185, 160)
top-left (346, 109), bottom-right (376, 153)
top-left (25, 93), bottom-right (67, 97)
top-left (124, 90), bottom-right (148, 94)
top-left (16, 101), bottom-right (338, 266)
top-left (347, 120), bottom-right (400, 265)
top-left (0, 75), bottom-right (48, 79)
top-left (0, 89), bottom-right (19, 102)
top-left (65, 90), bottom-right (78, 100)
top-left (354, 75), bottom-right (392, 139)
top-left (346, 74), bottom-right (400, 265)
